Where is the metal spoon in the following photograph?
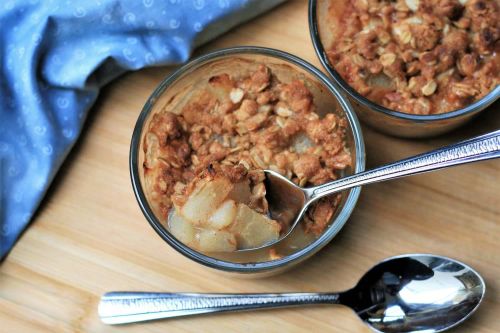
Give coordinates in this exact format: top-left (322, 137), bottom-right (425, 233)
top-left (252, 130), bottom-right (500, 251)
top-left (99, 254), bottom-right (485, 332)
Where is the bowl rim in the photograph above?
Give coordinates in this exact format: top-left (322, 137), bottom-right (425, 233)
top-left (130, 46), bottom-right (366, 273)
top-left (308, 0), bottom-right (500, 122)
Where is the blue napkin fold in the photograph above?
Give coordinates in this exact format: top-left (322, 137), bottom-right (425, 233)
top-left (0, 0), bottom-right (284, 259)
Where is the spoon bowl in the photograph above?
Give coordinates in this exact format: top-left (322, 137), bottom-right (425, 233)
top-left (343, 254), bottom-right (485, 333)
top-left (99, 254), bottom-right (485, 332)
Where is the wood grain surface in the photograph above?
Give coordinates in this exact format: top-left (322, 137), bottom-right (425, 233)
top-left (1, 1), bottom-right (499, 332)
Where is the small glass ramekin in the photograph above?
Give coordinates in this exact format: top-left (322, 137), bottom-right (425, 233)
top-left (309, 0), bottom-right (500, 138)
top-left (130, 46), bottom-right (365, 276)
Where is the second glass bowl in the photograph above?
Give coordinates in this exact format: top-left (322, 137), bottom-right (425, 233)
top-left (309, 0), bottom-right (500, 138)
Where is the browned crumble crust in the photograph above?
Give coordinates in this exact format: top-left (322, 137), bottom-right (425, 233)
top-left (143, 65), bottom-right (352, 236)
top-left (326, 0), bottom-right (499, 115)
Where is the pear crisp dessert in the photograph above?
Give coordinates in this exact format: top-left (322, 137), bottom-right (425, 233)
top-left (143, 65), bottom-right (351, 252)
top-left (325, 0), bottom-right (499, 114)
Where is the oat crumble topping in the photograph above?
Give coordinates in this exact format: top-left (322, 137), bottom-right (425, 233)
top-left (143, 65), bottom-right (352, 251)
top-left (326, 0), bottom-right (499, 114)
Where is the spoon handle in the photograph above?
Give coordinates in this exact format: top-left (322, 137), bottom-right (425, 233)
top-left (310, 130), bottom-right (500, 200)
top-left (98, 291), bottom-right (340, 324)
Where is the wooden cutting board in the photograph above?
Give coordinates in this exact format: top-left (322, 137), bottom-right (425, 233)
top-left (1, 2), bottom-right (499, 332)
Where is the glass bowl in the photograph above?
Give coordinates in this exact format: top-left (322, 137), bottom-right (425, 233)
top-left (130, 46), bottom-right (365, 276)
top-left (309, 0), bottom-right (500, 138)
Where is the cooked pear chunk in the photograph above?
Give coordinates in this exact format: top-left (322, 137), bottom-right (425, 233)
top-left (227, 180), bottom-right (252, 205)
top-left (169, 210), bottom-right (195, 246)
top-left (197, 229), bottom-right (237, 252)
top-left (180, 177), bottom-right (233, 225)
top-left (231, 204), bottom-right (280, 249)
top-left (208, 200), bottom-right (237, 230)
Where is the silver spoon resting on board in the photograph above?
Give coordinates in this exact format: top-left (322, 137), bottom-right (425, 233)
top-left (245, 129), bottom-right (500, 252)
top-left (99, 254), bottom-right (485, 332)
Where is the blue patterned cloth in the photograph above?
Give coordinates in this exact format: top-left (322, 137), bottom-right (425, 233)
top-left (0, 0), bottom-right (284, 259)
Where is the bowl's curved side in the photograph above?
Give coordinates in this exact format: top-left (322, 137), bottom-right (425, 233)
top-left (130, 46), bottom-right (365, 275)
top-left (308, 0), bottom-right (500, 138)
